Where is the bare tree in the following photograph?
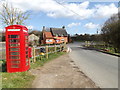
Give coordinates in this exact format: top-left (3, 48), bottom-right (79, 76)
top-left (0, 3), bottom-right (30, 26)
top-left (101, 13), bottom-right (120, 52)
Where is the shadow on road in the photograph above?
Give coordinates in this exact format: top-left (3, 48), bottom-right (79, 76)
top-left (80, 47), bottom-right (97, 51)
top-left (71, 46), bottom-right (120, 57)
top-left (70, 46), bottom-right (97, 51)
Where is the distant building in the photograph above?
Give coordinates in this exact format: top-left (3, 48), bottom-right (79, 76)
top-left (28, 34), bottom-right (39, 41)
top-left (41, 26), bottom-right (68, 44)
top-left (0, 32), bottom-right (5, 41)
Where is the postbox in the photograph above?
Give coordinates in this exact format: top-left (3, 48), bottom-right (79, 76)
top-left (28, 47), bottom-right (32, 58)
top-left (6, 25), bottom-right (30, 73)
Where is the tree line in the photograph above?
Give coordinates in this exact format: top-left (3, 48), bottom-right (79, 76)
top-left (72, 13), bottom-right (120, 53)
top-left (71, 34), bottom-right (102, 42)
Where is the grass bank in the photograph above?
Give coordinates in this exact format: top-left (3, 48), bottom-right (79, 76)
top-left (84, 44), bottom-right (120, 56)
top-left (2, 52), bottom-right (65, 88)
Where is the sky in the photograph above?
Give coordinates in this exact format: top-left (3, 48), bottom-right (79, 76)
top-left (0, 0), bottom-right (119, 35)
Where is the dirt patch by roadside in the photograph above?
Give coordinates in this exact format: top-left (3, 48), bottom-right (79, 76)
top-left (30, 54), bottom-right (100, 88)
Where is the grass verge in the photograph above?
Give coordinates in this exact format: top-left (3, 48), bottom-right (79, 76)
top-left (2, 52), bottom-right (65, 88)
top-left (31, 52), bottom-right (65, 69)
top-left (2, 72), bottom-right (35, 88)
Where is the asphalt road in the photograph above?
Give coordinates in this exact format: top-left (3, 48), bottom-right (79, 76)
top-left (68, 42), bottom-right (118, 88)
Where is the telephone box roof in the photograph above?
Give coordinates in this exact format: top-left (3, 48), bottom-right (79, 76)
top-left (6, 25), bottom-right (28, 29)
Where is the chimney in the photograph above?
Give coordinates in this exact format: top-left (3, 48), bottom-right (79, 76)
top-left (62, 26), bottom-right (65, 29)
top-left (43, 26), bottom-right (45, 31)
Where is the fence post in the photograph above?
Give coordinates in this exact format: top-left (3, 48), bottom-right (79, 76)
top-left (62, 43), bottom-right (64, 51)
top-left (54, 44), bottom-right (56, 53)
top-left (33, 47), bottom-right (36, 63)
top-left (64, 42), bottom-right (66, 51)
top-left (40, 55), bottom-right (42, 60)
top-left (85, 41), bottom-right (87, 47)
top-left (46, 45), bottom-right (48, 59)
top-left (60, 44), bottom-right (61, 52)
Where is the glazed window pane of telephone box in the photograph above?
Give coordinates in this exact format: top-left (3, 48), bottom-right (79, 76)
top-left (10, 52), bottom-right (19, 55)
top-left (26, 63), bottom-right (29, 66)
top-left (11, 65), bottom-right (19, 68)
top-left (26, 47), bottom-right (28, 50)
top-left (10, 48), bottom-right (19, 51)
top-left (26, 55), bottom-right (28, 58)
top-left (9, 35), bottom-right (19, 38)
top-left (10, 56), bottom-right (20, 59)
top-left (9, 39), bottom-right (19, 43)
top-left (26, 51), bottom-right (28, 54)
top-left (11, 61), bottom-right (20, 64)
top-left (9, 43), bottom-right (20, 47)
top-left (26, 59), bottom-right (29, 62)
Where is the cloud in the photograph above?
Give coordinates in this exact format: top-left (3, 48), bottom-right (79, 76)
top-left (47, 1), bottom-right (95, 19)
top-left (0, 28), bottom-right (5, 32)
top-left (67, 22), bottom-right (81, 28)
top-left (0, 0), bottom-right (94, 20)
top-left (94, 3), bottom-right (118, 18)
top-left (0, 0), bottom-right (62, 12)
top-left (0, 25), bottom-right (3, 32)
top-left (0, 0), bottom-right (118, 20)
top-left (0, 29), bottom-right (3, 32)
top-left (26, 25), bottom-right (34, 30)
top-left (84, 22), bottom-right (99, 29)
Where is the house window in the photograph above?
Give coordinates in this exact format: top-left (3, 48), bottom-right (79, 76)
top-left (55, 34), bottom-right (58, 37)
top-left (61, 39), bottom-right (64, 41)
top-left (56, 39), bottom-right (60, 42)
top-left (61, 35), bottom-right (63, 37)
top-left (46, 40), bottom-right (52, 42)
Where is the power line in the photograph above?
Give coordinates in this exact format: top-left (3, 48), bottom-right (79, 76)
top-left (54, 0), bottom-right (92, 23)
top-left (54, 0), bottom-right (82, 17)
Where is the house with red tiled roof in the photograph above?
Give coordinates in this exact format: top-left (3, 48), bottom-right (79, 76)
top-left (41, 26), bottom-right (68, 44)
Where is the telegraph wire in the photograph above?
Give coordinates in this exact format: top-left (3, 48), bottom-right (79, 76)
top-left (54, 0), bottom-right (93, 23)
top-left (54, 0), bottom-right (101, 34)
top-left (54, 0), bottom-right (83, 18)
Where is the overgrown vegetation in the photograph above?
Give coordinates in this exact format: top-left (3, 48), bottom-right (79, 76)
top-left (101, 13), bottom-right (120, 53)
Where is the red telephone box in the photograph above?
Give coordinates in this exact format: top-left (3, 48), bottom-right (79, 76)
top-left (6, 25), bottom-right (30, 73)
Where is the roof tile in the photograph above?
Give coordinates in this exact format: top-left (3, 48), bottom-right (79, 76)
top-left (44, 31), bottom-right (53, 38)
